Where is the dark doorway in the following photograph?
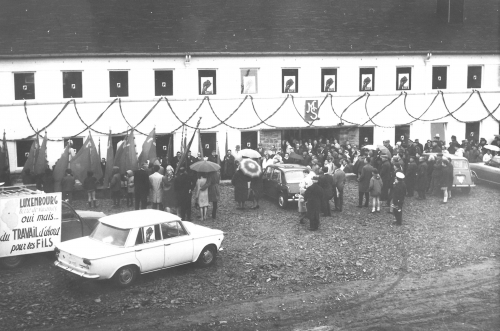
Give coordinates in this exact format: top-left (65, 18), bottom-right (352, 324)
top-left (16, 140), bottom-right (34, 168)
top-left (156, 134), bottom-right (173, 159)
top-left (359, 127), bottom-right (374, 147)
top-left (64, 137), bottom-right (84, 153)
top-left (395, 125), bottom-right (410, 146)
top-left (200, 132), bottom-right (216, 158)
top-left (430, 123), bottom-right (445, 142)
top-left (111, 135), bottom-right (126, 154)
top-left (241, 131), bottom-right (258, 150)
top-left (465, 122), bottom-right (480, 143)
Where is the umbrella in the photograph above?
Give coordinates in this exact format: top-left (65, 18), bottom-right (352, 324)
top-left (361, 145), bottom-right (377, 150)
top-left (376, 145), bottom-right (392, 158)
top-left (189, 160), bottom-right (221, 173)
top-left (483, 145), bottom-right (500, 152)
top-left (289, 152), bottom-right (304, 160)
top-left (239, 158), bottom-right (262, 178)
top-left (239, 149), bottom-right (261, 159)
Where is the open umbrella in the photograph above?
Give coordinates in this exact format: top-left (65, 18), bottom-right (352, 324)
top-left (361, 145), bottom-right (377, 150)
top-left (376, 145), bottom-right (392, 158)
top-left (483, 145), bottom-right (500, 152)
top-left (239, 158), bottom-right (261, 178)
top-left (239, 149), bottom-right (261, 159)
top-left (190, 160), bottom-right (220, 173)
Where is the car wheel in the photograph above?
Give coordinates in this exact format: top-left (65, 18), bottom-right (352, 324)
top-left (114, 265), bottom-right (138, 287)
top-left (196, 246), bottom-right (217, 267)
top-left (278, 194), bottom-right (287, 209)
top-left (0, 256), bottom-right (25, 269)
top-left (462, 187), bottom-right (471, 194)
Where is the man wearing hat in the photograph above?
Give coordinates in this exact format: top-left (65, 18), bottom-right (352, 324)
top-left (431, 140), bottom-right (442, 153)
top-left (303, 176), bottom-right (325, 231)
top-left (392, 172), bottom-right (407, 225)
top-left (383, 140), bottom-right (394, 156)
top-left (379, 154), bottom-right (392, 205)
top-left (415, 156), bottom-right (428, 199)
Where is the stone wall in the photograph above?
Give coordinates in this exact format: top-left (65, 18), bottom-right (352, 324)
top-left (260, 130), bottom-right (282, 151)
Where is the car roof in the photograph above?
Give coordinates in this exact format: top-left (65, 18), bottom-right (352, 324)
top-left (100, 210), bottom-right (181, 229)
top-left (423, 153), bottom-right (468, 161)
top-left (268, 164), bottom-right (307, 172)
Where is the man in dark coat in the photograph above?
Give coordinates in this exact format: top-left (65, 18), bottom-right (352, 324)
top-left (317, 167), bottom-right (334, 216)
top-left (223, 150), bottom-right (235, 180)
top-left (172, 152), bottom-right (181, 170)
top-left (208, 150), bottom-right (218, 164)
top-left (332, 162), bottom-right (346, 212)
top-left (415, 157), bottom-right (428, 199)
top-left (303, 177), bottom-right (324, 231)
top-left (392, 172), bottom-right (406, 225)
top-left (231, 167), bottom-right (249, 209)
top-left (379, 155), bottom-right (392, 204)
top-left (405, 157), bottom-right (418, 197)
top-left (358, 157), bottom-right (374, 207)
top-left (134, 163), bottom-right (150, 210)
top-left (175, 167), bottom-right (196, 221)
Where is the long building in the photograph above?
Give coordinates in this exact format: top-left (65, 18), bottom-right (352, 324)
top-left (0, 0), bottom-right (499, 171)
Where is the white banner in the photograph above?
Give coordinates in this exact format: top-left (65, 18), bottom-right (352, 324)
top-left (0, 193), bottom-right (62, 257)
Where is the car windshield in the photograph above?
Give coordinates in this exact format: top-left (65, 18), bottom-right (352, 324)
top-left (452, 159), bottom-right (469, 169)
top-left (90, 223), bottom-right (130, 246)
top-left (285, 171), bottom-right (305, 183)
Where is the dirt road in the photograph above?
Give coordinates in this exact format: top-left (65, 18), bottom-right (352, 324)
top-left (63, 259), bottom-right (499, 331)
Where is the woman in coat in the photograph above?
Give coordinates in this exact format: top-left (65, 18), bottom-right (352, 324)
top-left (231, 165), bottom-right (249, 210)
top-left (250, 172), bottom-right (264, 209)
top-left (200, 171), bottom-right (220, 219)
top-left (440, 159), bottom-right (452, 204)
top-left (161, 166), bottom-right (177, 213)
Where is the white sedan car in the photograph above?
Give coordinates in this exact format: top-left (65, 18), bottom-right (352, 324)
top-left (54, 210), bottom-right (224, 287)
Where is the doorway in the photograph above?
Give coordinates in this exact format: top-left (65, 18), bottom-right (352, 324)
top-left (64, 137), bottom-right (84, 153)
top-left (200, 132), bottom-right (217, 157)
top-left (465, 122), bottom-right (480, 143)
top-left (241, 131), bottom-right (258, 150)
top-left (395, 125), bottom-right (410, 146)
top-left (430, 123), bottom-right (446, 142)
top-left (156, 134), bottom-right (173, 161)
top-left (359, 127), bottom-right (374, 147)
top-left (111, 135), bottom-right (126, 154)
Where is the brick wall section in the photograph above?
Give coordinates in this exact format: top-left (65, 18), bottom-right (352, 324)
top-left (260, 130), bottom-right (281, 151)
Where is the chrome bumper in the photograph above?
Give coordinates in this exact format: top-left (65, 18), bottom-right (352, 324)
top-left (54, 260), bottom-right (100, 279)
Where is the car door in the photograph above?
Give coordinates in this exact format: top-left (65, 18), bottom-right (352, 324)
top-left (161, 221), bottom-right (194, 267)
top-left (262, 166), bottom-right (273, 196)
top-left (270, 169), bottom-right (282, 199)
top-left (134, 225), bottom-right (165, 272)
top-left (61, 202), bottom-right (83, 242)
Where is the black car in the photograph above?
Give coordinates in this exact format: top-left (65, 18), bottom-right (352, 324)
top-left (263, 164), bottom-right (307, 208)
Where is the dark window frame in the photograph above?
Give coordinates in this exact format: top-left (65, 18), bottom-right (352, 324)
top-left (467, 66), bottom-right (482, 89)
top-left (198, 69), bottom-right (217, 95)
top-left (321, 68), bottom-right (337, 92)
top-left (282, 68), bottom-right (299, 93)
top-left (109, 71), bottom-right (129, 97)
top-left (396, 67), bottom-right (412, 91)
top-left (62, 71), bottom-right (83, 98)
top-left (359, 68), bottom-right (375, 92)
top-left (432, 66), bottom-right (448, 90)
top-left (14, 72), bottom-right (35, 100)
top-left (154, 70), bottom-right (174, 96)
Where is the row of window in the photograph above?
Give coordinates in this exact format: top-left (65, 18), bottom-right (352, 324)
top-left (12, 66), bottom-right (483, 100)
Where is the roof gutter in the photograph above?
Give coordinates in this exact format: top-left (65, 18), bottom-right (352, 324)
top-left (0, 50), bottom-right (499, 59)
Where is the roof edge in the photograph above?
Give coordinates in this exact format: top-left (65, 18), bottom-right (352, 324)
top-left (1, 50), bottom-right (499, 60)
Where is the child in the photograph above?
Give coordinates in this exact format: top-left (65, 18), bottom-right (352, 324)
top-left (194, 173), bottom-right (209, 220)
top-left (83, 170), bottom-right (98, 208)
top-left (369, 169), bottom-right (383, 213)
top-left (126, 170), bottom-right (134, 207)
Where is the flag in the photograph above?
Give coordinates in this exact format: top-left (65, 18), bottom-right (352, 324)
top-left (53, 141), bottom-right (72, 192)
top-left (0, 131), bottom-right (9, 177)
top-left (138, 128), bottom-right (157, 166)
top-left (124, 129), bottom-right (139, 173)
top-left (34, 132), bottom-right (48, 175)
top-left (70, 133), bottom-right (103, 184)
top-left (113, 135), bottom-right (126, 173)
top-left (180, 125), bottom-right (185, 154)
top-left (22, 135), bottom-right (39, 174)
top-left (216, 139), bottom-right (220, 165)
top-left (198, 130), bottom-right (203, 158)
top-left (166, 135), bottom-right (173, 166)
top-left (104, 130), bottom-right (114, 188)
top-left (175, 119), bottom-right (201, 175)
top-left (225, 131), bottom-right (228, 156)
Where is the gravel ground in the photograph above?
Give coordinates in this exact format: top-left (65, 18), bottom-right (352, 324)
top-left (0, 179), bottom-right (499, 330)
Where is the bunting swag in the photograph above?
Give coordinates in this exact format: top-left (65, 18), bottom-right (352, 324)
top-left (138, 128), bottom-right (157, 166)
top-left (22, 136), bottom-right (39, 175)
top-left (53, 142), bottom-right (72, 192)
top-left (34, 133), bottom-right (48, 175)
top-left (70, 133), bottom-right (102, 184)
top-left (104, 130), bottom-right (114, 188)
top-left (0, 131), bottom-right (10, 178)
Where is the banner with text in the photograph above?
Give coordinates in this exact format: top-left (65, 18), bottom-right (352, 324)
top-left (0, 193), bottom-right (62, 257)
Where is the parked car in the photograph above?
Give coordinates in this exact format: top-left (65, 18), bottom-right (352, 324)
top-left (470, 155), bottom-right (500, 186)
top-left (54, 210), bottom-right (224, 287)
top-left (424, 153), bottom-right (476, 193)
top-left (0, 200), bottom-right (105, 269)
top-left (263, 164), bottom-right (307, 208)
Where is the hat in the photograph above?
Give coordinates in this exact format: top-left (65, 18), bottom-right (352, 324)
top-left (396, 141), bottom-right (401, 146)
top-left (419, 156), bottom-right (425, 161)
top-left (396, 172), bottom-right (405, 179)
top-left (435, 133), bottom-right (440, 137)
top-left (383, 140), bottom-right (390, 143)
